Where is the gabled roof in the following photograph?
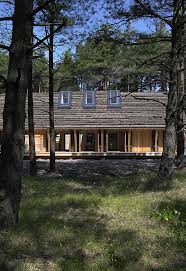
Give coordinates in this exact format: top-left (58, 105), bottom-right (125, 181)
top-left (0, 91), bottom-right (167, 129)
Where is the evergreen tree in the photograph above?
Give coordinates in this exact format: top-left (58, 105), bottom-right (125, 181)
top-left (106, 0), bottom-right (185, 182)
top-left (55, 49), bottom-right (79, 91)
top-left (0, 51), bottom-right (8, 92)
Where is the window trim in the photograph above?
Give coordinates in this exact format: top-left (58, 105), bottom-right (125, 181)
top-left (107, 90), bottom-right (121, 107)
top-left (83, 90), bottom-right (96, 108)
top-left (58, 90), bottom-right (72, 108)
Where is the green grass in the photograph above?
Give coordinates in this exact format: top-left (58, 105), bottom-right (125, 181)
top-left (0, 171), bottom-right (186, 271)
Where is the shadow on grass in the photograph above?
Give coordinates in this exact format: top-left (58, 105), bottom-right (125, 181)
top-left (0, 177), bottom-right (144, 271)
top-left (61, 172), bottom-right (174, 195)
top-left (0, 175), bottom-right (185, 271)
top-left (34, 159), bottom-right (180, 193)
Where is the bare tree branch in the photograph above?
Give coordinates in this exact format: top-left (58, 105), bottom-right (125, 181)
top-left (110, 38), bottom-right (171, 46)
top-left (0, 44), bottom-right (10, 51)
top-left (134, 0), bottom-right (173, 27)
top-left (0, 74), bottom-right (7, 83)
top-left (0, 17), bottom-right (13, 21)
top-left (137, 51), bottom-right (171, 69)
top-left (32, 34), bottom-right (49, 49)
top-left (32, 0), bottom-right (55, 16)
top-left (0, 1), bottom-right (14, 5)
top-left (129, 93), bottom-right (167, 107)
top-left (31, 18), bottom-right (67, 51)
top-left (34, 22), bottom-right (67, 26)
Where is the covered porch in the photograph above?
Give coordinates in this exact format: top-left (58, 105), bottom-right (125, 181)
top-left (55, 129), bottom-right (164, 153)
top-left (23, 128), bottom-right (165, 158)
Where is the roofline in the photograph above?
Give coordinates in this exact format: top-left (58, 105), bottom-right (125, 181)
top-left (21, 126), bottom-right (166, 130)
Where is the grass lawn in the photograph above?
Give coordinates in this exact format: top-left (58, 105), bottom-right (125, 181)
top-left (0, 171), bottom-right (185, 271)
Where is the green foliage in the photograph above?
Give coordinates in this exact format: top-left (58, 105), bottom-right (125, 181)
top-left (72, 22), bottom-right (171, 91)
top-left (32, 48), bottom-right (49, 92)
top-left (152, 208), bottom-right (181, 222)
top-left (0, 51), bottom-right (8, 75)
top-left (0, 50), bottom-right (9, 92)
top-left (151, 205), bottom-right (186, 240)
top-left (55, 50), bottom-right (79, 91)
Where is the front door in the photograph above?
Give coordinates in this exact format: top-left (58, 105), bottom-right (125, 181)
top-left (85, 133), bottom-right (95, 151)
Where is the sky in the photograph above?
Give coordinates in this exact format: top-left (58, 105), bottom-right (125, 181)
top-left (0, 0), bottom-right (168, 62)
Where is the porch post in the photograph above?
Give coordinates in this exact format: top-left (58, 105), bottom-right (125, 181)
top-left (117, 131), bottom-right (120, 151)
top-left (128, 130), bottom-right (131, 152)
top-left (74, 129), bottom-right (78, 152)
top-left (97, 130), bottom-right (100, 152)
top-left (106, 131), bottom-right (109, 152)
top-left (155, 130), bottom-right (158, 152)
top-left (61, 130), bottom-right (65, 151)
top-left (101, 129), bottom-right (104, 152)
top-left (79, 131), bottom-right (82, 152)
top-left (138, 130), bottom-right (139, 152)
top-left (69, 130), bottom-right (72, 152)
top-left (47, 129), bottom-right (50, 152)
top-left (124, 132), bottom-right (127, 152)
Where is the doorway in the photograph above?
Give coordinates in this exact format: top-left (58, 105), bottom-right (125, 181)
top-left (85, 133), bottom-right (95, 151)
top-left (108, 133), bottom-right (117, 151)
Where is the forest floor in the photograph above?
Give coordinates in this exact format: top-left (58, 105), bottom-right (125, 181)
top-left (0, 160), bottom-right (186, 271)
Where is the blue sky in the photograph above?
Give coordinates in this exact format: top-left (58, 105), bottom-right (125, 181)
top-left (0, 0), bottom-right (167, 62)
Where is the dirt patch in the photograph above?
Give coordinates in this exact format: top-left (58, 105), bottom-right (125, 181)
top-left (23, 159), bottom-right (160, 179)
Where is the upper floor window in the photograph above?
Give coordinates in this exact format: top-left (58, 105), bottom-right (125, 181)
top-left (83, 90), bottom-right (96, 108)
top-left (108, 90), bottom-right (121, 107)
top-left (59, 90), bottom-right (72, 108)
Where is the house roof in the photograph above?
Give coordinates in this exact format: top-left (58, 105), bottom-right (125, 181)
top-left (0, 91), bottom-right (167, 129)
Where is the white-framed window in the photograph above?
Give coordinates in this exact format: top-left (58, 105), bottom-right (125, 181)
top-left (83, 90), bottom-right (96, 107)
top-left (58, 91), bottom-right (72, 108)
top-left (108, 90), bottom-right (121, 107)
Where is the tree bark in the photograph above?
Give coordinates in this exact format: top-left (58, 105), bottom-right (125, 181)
top-left (0, 0), bottom-right (33, 226)
top-left (28, 45), bottom-right (37, 176)
top-left (158, 0), bottom-right (185, 181)
top-left (176, 60), bottom-right (185, 168)
top-left (160, 67), bottom-right (167, 92)
top-left (49, 23), bottom-right (55, 172)
top-left (158, 81), bottom-right (177, 180)
top-left (176, 108), bottom-right (184, 168)
top-left (177, 1), bottom-right (186, 168)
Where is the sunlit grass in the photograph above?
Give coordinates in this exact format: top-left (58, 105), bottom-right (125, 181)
top-left (0, 171), bottom-right (185, 270)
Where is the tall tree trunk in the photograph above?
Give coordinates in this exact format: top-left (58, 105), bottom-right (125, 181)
top-left (176, 58), bottom-right (185, 168)
top-left (28, 46), bottom-right (37, 176)
top-left (158, 79), bottom-right (177, 180)
top-left (176, 105), bottom-right (184, 168)
top-left (177, 2), bottom-right (186, 168)
top-left (0, 0), bottom-right (33, 226)
top-left (127, 75), bottom-right (130, 92)
top-left (49, 24), bottom-right (55, 172)
top-left (158, 0), bottom-right (184, 181)
top-left (160, 68), bottom-right (167, 92)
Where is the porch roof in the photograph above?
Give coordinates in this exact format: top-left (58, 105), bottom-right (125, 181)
top-left (0, 91), bottom-right (167, 129)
